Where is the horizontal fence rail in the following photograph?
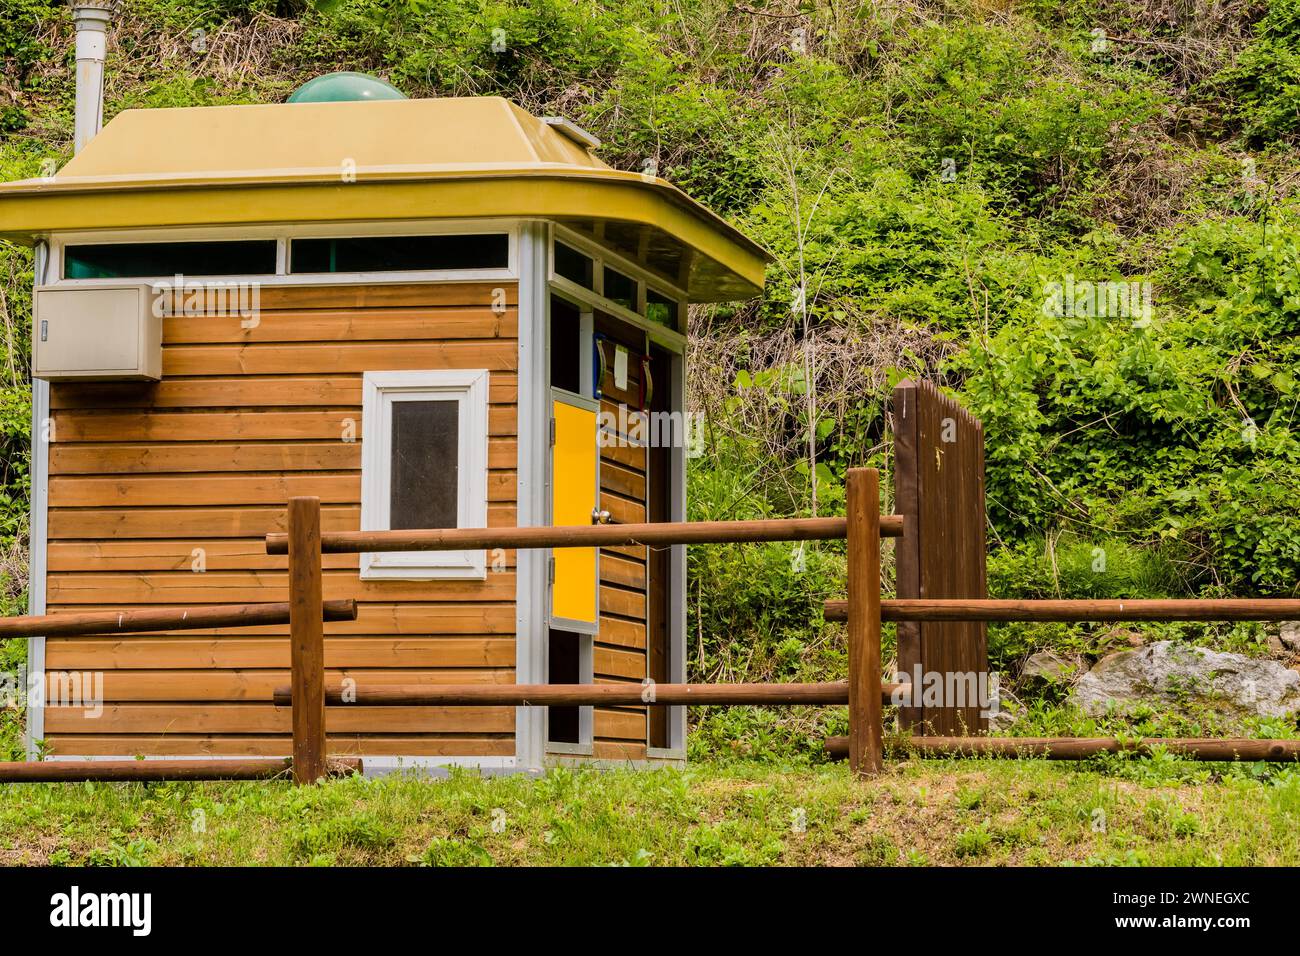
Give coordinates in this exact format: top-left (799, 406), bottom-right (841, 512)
top-left (0, 599), bottom-right (358, 640)
top-left (267, 481), bottom-right (1300, 784)
top-left (265, 515), bottom-right (904, 555)
top-left (273, 682), bottom-right (907, 707)
top-left (0, 597), bottom-right (360, 785)
top-left (824, 598), bottom-right (1300, 622)
top-left (0, 757), bottom-right (362, 784)
top-left (824, 736), bottom-right (1300, 761)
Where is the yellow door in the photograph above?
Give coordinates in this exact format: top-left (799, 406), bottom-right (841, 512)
top-left (550, 392), bottom-right (599, 630)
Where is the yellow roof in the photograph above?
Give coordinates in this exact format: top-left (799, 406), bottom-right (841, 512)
top-left (0, 97), bottom-right (768, 301)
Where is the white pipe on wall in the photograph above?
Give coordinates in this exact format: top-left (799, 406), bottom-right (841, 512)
top-left (72, 2), bottom-right (115, 154)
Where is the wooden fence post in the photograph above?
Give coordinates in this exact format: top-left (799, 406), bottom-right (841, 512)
top-left (846, 467), bottom-right (883, 776)
top-left (288, 496), bottom-right (327, 785)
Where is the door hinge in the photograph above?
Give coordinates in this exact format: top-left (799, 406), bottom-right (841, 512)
top-left (549, 417), bottom-right (556, 446)
top-left (548, 555), bottom-right (556, 584)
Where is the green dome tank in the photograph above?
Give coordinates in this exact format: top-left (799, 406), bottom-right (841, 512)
top-left (288, 72), bottom-right (407, 103)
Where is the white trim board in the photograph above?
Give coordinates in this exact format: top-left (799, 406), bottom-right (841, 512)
top-left (514, 221), bottom-right (550, 772)
top-left (38, 752), bottom-right (687, 778)
top-left (668, 347), bottom-right (689, 751)
top-left (40, 753), bottom-right (519, 775)
top-left (25, 241), bottom-right (50, 759)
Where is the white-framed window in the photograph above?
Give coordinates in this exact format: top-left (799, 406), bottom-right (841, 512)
top-left (360, 369), bottom-right (490, 580)
top-left (46, 219), bottom-right (520, 287)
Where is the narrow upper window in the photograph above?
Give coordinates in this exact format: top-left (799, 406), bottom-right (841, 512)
top-left (291, 234), bottom-right (508, 273)
top-left (602, 266), bottom-right (637, 311)
top-left (63, 241), bottom-right (277, 279)
top-left (550, 295), bottom-right (583, 395)
top-left (646, 288), bottom-right (680, 330)
top-left (553, 241), bottom-right (594, 289)
top-left (360, 370), bottom-right (489, 579)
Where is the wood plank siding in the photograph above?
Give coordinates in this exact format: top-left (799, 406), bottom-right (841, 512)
top-left (43, 282), bottom-right (519, 758)
top-left (590, 325), bottom-right (652, 761)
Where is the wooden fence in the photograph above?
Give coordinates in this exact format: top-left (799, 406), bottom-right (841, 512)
top-left (0, 600), bottom-right (361, 783)
top-left (8, 380), bottom-right (1300, 785)
top-left (267, 477), bottom-right (904, 780)
top-left (270, 467), bottom-right (1300, 782)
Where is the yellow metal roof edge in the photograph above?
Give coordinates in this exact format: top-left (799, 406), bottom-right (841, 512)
top-left (0, 167), bottom-right (769, 260)
top-left (0, 165), bottom-right (769, 261)
top-left (5, 162), bottom-right (607, 187)
top-left (0, 175), bottom-right (768, 300)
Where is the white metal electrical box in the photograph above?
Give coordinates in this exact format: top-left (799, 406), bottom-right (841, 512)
top-left (33, 285), bottom-right (162, 381)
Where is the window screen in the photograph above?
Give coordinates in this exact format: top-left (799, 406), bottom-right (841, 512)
top-left (291, 234), bottom-right (509, 273)
top-left (389, 399), bottom-right (459, 530)
top-left (63, 241), bottom-right (277, 279)
top-left (554, 241), bottom-right (594, 289)
top-left (646, 288), bottom-right (679, 329)
top-left (603, 267), bottom-right (637, 310)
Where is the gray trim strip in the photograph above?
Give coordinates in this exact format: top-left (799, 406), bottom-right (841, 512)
top-left (26, 242), bottom-right (49, 758)
top-left (515, 222), bottom-right (549, 771)
top-left (669, 349), bottom-right (688, 750)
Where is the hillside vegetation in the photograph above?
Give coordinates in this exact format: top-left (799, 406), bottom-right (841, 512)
top-left (2, 0), bottom-right (1300, 758)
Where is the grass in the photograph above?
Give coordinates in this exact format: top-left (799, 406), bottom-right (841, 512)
top-left (0, 757), bottom-right (1297, 866)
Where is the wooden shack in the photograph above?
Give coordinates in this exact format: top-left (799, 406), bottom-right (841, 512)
top-left (0, 88), bottom-right (768, 772)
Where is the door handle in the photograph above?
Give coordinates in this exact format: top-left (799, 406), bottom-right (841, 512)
top-left (591, 508), bottom-right (615, 525)
top-left (639, 355), bottom-right (653, 411)
top-left (593, 336), bottom-right (608, 399)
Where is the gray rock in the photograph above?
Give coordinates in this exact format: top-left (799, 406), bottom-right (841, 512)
top-left (987, 704), bottom-right (1019, 732)
top-left (1020, 650), bottom-right (1076, 684)
top-left (1071, 641), bottom-right (1300, 718)
top-left (1280, 622), bottom-right (1300, 653)
top-left (984, 673), bottom-right (1019, 731)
